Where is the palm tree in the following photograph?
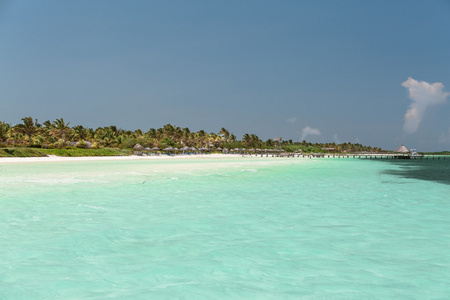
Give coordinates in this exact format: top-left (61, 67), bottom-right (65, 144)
top-left (14, 117), bottom-right (41, 143)
top-left (265, 139), bottom-right (274, 147)
top-left (51, 118), bottom-right (71, 146)
top-left (162, 124), bottom-right (176, 139)
top-left (146, 128), bottom-right (157, 139)
top-left (219, 127), bottom-right (230, 142)
top-left (0, 121), bottom-right (10, 143)
top-left (242, 133), bottom-right (252, 147)
top-left (250, 134), bottom-right (260, 148)
top-left (73, 125), bottom-right (88, 141)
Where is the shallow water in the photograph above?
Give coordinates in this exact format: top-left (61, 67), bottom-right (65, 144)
top-left (1, 157), bottom-right (449, 299)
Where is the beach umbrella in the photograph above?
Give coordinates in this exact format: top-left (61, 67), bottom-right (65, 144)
top-left (151, 147), bottom-right (160, 151)
top-left (190, 147), bottom-right (198, 151)
top-left (217, 147), bottom-right (222, 151)
top-left (163, 147), bottom-right (173, 151)
top-left (144, 147), bottom-right (151, 151)
top-left (180, 146), bottom-right (190, 154)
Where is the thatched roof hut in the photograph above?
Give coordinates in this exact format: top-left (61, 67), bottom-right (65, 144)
top-left (394, 145), bottom-right (410, 153)
top-left (133, 144), bottom-right (144, 151)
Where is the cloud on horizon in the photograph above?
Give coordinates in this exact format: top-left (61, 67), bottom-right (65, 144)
top-left (402, 77), bottom-right (449, 134)
top-left (286, 117), bottom-right (297, 124)
top-left (301, 126), bottom-right (321, 141)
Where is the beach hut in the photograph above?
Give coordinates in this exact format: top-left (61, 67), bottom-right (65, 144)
top-left (133, 143), bottom-right (144, 156)
top-left (394, 145), bottom-right (410, 153)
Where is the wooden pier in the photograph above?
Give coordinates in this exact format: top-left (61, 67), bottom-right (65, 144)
top-left (247, 153), bottom-right (448, 160)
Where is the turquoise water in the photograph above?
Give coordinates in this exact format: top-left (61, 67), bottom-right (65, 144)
top-left (1, 157), bottom-right (449, 299)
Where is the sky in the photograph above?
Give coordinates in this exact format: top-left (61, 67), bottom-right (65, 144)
top-left (1, 0), bottom-right (449, 151)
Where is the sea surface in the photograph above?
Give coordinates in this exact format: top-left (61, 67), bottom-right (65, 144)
top-left (0, 157), bottom-right (449, 299)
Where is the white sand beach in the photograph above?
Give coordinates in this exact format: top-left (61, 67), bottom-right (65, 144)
top-left (0, 153), bottom-right (255, 164)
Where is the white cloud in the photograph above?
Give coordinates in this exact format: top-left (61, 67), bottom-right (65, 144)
top-left (301, 126), bottom-right (321, 141)
top-left (402, 77), bottom-right (449, 134)
top-left (286, 117), bottom-right (297, 124)
top-left (438, 128), bottom-right (450, 145)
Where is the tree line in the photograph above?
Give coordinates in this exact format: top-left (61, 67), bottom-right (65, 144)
top-left (0, 117), bottom-right (383, 153)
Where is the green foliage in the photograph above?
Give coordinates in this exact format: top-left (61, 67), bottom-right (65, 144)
top-left (1, 116), bottom-right (391, 155)
top-left (0, 121), bottom-right (10, 142)
top-left (120, 137), bottom-right (154, 149)
top-left (223, 141), bottom-right (245, 149)
top-left (158, 137), bottom-right (178, 149)
top-left (39, 148), bottom-right (132, 157)
top-left (75, 141), bottom-right (87, 148)
top-left (0, 148), bottom-right (47, 157)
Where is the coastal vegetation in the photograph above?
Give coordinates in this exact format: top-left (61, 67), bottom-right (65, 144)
top-left (0, 117), bottom-right (384, 157)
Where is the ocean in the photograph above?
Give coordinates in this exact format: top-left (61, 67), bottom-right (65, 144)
top-left (1, 157), bottom-right (449, 299)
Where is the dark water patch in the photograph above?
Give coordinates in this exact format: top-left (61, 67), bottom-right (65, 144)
top-left (381, 181), bottom-right (410, 185)
top-left (380, 160), bottom-right (450, 185)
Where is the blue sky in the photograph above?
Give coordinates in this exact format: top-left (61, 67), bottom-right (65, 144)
top-left (1, 0), bottom-right (449, 151)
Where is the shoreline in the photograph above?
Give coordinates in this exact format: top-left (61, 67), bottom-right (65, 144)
top-left (2, 153), bottom-right (444, 164)
top-left (0, 153), bottom-right (262, 164)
